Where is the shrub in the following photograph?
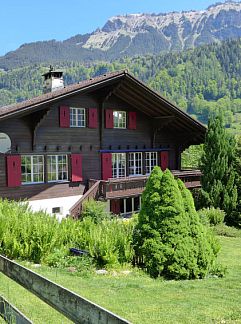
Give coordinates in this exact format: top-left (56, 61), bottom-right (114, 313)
top-left (213, 223), bottom-right (241, 237)
top-left (44, 250), bottom-right (95, 276)
top-left (134, 167), bottom-right (222, 280)
top-left (81, 199), bottom-right (111, 223)
top-left (198, 207), bottom-right (225, 226)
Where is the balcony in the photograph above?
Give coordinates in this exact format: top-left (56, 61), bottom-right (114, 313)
top-left (70, 170), bottom-right (201, 218)
top-left (99, 169), bottom-right (201, 199)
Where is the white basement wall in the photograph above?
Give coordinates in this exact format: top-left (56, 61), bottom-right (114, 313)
top-left (28, 195), bottom-right (82, 221)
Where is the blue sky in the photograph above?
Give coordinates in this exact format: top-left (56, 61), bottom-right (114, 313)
top-left (0, 0), bottom-right (225, 56)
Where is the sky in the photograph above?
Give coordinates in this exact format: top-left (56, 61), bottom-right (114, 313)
top-left (0, 0), bottom-right (228, 56)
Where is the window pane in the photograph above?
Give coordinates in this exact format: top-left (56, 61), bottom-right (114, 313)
top-left (113, 111), bottom-right (126, 128)
top-left (48, 155), bottom-right (68, 182)
top-left (112, 153), bottom-right (126, 178)
top-left (128, 152), bottom-right (142, 175)
top-left (70, 108), bottom-right (85, 127)
top-left (21, 155), bottom-right (44, 183)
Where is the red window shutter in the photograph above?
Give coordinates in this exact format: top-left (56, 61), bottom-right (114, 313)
top-left (6, 155), bottom-right (21, 187)
top-left (128, 112), bottom-right (137, 130)
top-left (71, 154), bottom-right (83, 182)
top-left (59, 105), bottom-right (70, 128)
top-left (111, 199), bottom-right (120, 214)
top-left (105, 109), bottom-right (113, 129)
top-left (160, 151), bottom-right (169, 171)
top-left (88, 108), bottom-right (98, 128)
top-left (101, 153), bottom-right (112, 180)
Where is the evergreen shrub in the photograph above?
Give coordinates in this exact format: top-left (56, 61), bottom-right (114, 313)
top-left (134, 166), bottom-right (221, 279)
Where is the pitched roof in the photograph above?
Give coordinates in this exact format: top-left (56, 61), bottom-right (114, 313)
top-left (0, 70), bottom-right (126, 119)
top-left (0, 69), bottom-right (206, 138)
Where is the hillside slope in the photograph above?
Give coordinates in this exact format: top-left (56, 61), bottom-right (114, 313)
top-left (1, 38), bottom-right (241, 132)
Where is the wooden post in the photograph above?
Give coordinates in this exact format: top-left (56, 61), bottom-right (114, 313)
top-left (0, 255), bottom-right (130, 324)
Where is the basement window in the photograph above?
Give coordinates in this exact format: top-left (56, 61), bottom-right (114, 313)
top-left (52, 207), bottom-right (62, 214)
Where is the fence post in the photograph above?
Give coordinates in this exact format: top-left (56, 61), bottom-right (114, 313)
top-left (0, 255), bottom-right (130, 324)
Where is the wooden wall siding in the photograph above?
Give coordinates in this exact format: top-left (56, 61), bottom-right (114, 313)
top-left (0, 118), bottom-right (32, 153)
top-left (102, 95), bottom-right (152, 150)
top-left (34, 95), bottom-right (101, 182)
top-left (0, 89), bottom-right (198, 202)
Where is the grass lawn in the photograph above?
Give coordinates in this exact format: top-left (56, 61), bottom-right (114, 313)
top-left (1, 236), bottom-right (241, 323)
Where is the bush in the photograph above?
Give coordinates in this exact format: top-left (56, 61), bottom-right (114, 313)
top-left (213, 223), bottom-right (241, 237)
top-left (81, 199), bottom-right (111, 223)
top-left (198, 207), bottom-right (225, 226)
top-left (44, 250), bottom-right (95, 276)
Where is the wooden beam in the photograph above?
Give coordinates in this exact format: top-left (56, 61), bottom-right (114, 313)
top-left (0, 255), bottom-right (130, 324)
top-left (115, 89), bottom-right (153, 117)
top-left (0, 296), bottom-right (32, 324)
top-left (117, 85), bottom-right (166, 116)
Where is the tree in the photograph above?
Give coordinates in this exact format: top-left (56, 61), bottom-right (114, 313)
top-left (134, 167), bottom-right (220, 279)
top-left (231, 135), bottom-right (241, 226)
top-left (200, 113), bottom-right (237, 224)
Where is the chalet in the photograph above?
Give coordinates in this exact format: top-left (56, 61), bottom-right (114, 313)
top-left (0, 69), bottom-right (205, 219)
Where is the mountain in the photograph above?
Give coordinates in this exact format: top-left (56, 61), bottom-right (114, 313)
top-left (1, 38), bottom-right (241, 133)
top-left (1, 1), bottom-right (241, 70)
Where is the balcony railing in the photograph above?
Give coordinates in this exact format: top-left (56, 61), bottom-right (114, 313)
top-left (69, 180), bottom-right (101, 219)
top-left (69, 170), bottom-right (201, 218)
top-left (100, 170), bottom-right (201, 199)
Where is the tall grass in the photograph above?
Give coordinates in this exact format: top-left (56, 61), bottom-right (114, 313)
top-left (0, 199), bottom-right (135, 267)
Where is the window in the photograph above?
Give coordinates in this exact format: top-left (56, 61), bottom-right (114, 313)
top-left (70, 107), bottom-right (86, 127)
top-left (145, 152), bottom-right (158, 174)
top-left (112, 153), bottom-right (126, 178)
top-left (113, 111), bottom-right (126, 129)
top-left (129, 152), bottom-right (142, 176)
top-left (47, 155), bottom-right (68, 182)
top-left (21, 155), bottom-right (44, 184)
top-left (52, 207), bottom-right (62, 214)
top-left (120, 196), bottom-right (141, 216)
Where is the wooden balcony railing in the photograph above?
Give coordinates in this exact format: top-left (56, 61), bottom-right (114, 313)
top-left (101, 170), bottom-right (201, 199)
top-left (69, 170), bottom-right (202, 218)
top-left (69, 180), bottom-right (101, 219)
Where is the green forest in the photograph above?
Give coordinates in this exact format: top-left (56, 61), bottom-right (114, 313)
top-left (1, 38), bottom-right (241, 132)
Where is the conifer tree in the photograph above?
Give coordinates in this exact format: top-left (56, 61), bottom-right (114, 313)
top-left (134, 167), bottom-right (220, 279)
top-left (200, 113), bottom-right (237, 223)
top-left (177, 179), bottom-right (219, 278)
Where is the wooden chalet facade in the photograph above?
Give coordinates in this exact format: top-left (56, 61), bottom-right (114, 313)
top-left (0, 70), bottom-right (205, 218)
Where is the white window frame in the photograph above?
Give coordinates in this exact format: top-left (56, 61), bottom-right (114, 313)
top-left (128, 152), bottom-right (143, 176)
top-left (121, 196), bottom-right (141, 216)
top-left (113, 111), bottom-right (126, 129)
top-left (21, 155), bottom-right (44, 184)
top-left (112, 153), bottom-right (126, 178)
top-left (145, 152), bottom-right (158, 174)
top-left (47, 155), bottom-right (69, 182)
top-left (70, 107), bottom-right (86, 128)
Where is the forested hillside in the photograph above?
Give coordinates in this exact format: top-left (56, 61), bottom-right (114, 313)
top-left (1, 38), bottom-right (241, 132)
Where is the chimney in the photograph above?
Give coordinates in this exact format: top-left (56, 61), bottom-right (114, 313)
top-left (42, 66), bottom-right (64, 93)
